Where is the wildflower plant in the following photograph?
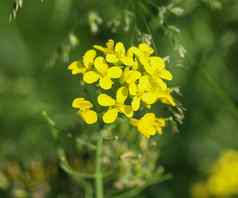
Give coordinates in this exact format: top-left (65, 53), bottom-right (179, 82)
top-left (4, 0), bottom-right (238, 197)
top-left (68, 39), bottom-right (177, 138)
top-left (65, 38), bottom-right (182, 197)
top-left (35, 1), bottom-right (185, 197)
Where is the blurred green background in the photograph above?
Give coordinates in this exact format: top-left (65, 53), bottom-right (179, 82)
top-left (1, 0), bottom-right (238, 197)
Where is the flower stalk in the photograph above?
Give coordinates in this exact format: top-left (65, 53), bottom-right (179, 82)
top-left (96, 133), bottom-right (104, 198)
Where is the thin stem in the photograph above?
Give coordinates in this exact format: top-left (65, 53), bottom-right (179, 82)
top-left (96, 133), bottom-right (104, 198)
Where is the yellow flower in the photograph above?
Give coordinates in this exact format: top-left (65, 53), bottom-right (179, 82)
top-left (121, 47), bottom-right (139, 69)
top-left (131, 113), bottom-right (166, 138)
top-left (138, 43), bottom-right (154, 56)
top-left (83, 56), bottom-right (122, 89)
top-left (94, 39), bottom-right (115, 54)
top-left (83, 49), bottom-right (97, 68)
top-left (150, 57), bottom-right (172, 79)
top-left (131, 76), bottom-right (176, 107)
top-left (95, 40), bottom-right (138, 68)
top-left (68, 61), bottom-right (86, 75)
top-left (130, 43), bottom-right (172, 90)
top-left (143, 56), bottom-right (173, 90)
top-left (122, 68), bottom-right (141, 85)
top-left (114, 43), bottom-right (140, 68)
top-left (122, 68), bottom-right (141, 96)
top-left (156, 88), bottom-right (176, 106)
top-left (105, 41), bottom-right (127, 64)
top-left (94, 39), bottom-right (121, 64)
top-left (72, 98), bottom-right (97, 124)
top-left (68, 49), bottom-right (97, 76)
top-left (97, 87), bottom-right (133, 123)
top-left (129, 75), bottom-right (158, 111)
top-left (131, 43), bottom-right (153, 69)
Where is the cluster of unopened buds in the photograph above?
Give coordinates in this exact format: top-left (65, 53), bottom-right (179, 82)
top-left (68, 39), bottom-right (176, 138)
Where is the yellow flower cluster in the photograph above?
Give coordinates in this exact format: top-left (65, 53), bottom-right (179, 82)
top-left (68, 39), bottom-right (176, 138)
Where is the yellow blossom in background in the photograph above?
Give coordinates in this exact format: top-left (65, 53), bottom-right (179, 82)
top-left (68, 39), bottom-right (177, 137)
top-left (191, 150), bottom-right (238, 198)
top-left (72, 98), bottom-right (97, 124)
top-left (207, 150), bottom-right (238, 196)
top-left (191, 182), bottom-right (209, 198)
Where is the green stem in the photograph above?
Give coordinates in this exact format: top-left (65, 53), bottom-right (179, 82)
top-left (96, 133), bottom-right (104, 198)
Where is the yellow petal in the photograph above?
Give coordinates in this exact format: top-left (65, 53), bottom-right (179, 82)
top-left (138, 75), bottom-right (152, 92)
top-left (127, 46), bottom-right (138, 57)
top-left (94, 40), bottom-right (114, 54)
top-left (157, 90), bottom-right (176, 106)
top-left (138, 43), bottom-right (154, 56)
top-left (120, 56), bottom-right (134, 66)
top-left (99, 76), bottom-right (113, 90)
top-left (103, 108), bottom-right (118, 123)
top-left (116, 86), bottom-right (128, 104)
top-left (120, 105), bottom-right (133, 118)
top-left (97, 94), bottom-right (115, 106)
top-left (131, 59), bottom-right (139, 70)
top-left (129, 83), bottom-right (138, 95)
top-left (68, 61), bottom-right (81, 75)
top-left (83, 49), bottom-right (96, 67)
top-left (142, 113), bottom-right (156, 122)
top-left (131, 96), bottom-right (141, 111)
top-left (107, 66), bottom-right (122, 78)
top-left (125, 70), bottom-right (141, 84)
top-left (72, 98), bottom-right (93, 110)
top-left (106, 54), bottom-right (119, 63)
top-left (83, 71), bottom-right (99, 84)
top-left (139, 55), bottom-right (150, 69)
top-left (122, 68), bottom-right (129, 81)
top-left (115, 42), bottom-right (125, 56)
top-left (80, 110), bottom-right (97, 124)
top-left (161, 97), bottom-right (176, 106)
top-left (94, 56), bottom-right (108, 74)
top-left (93, 45), bottom-right (106, 53)
top-left (141, 92), bottom-right (158, 105)
top-left (154, 78), bottom-right (167, 90)
top-left (106, 39), bottom-right (114, 51)
top-left (150, 56), bottom-right (165, 70)
top-left (159, 69), bottom-right (173, 80)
